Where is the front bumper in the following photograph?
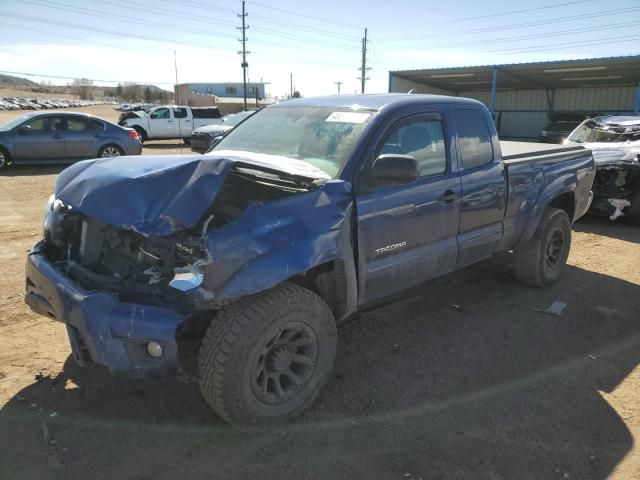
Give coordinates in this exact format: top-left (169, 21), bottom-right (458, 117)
top-left (190, 133), bottom-right (215, 154)
top-left (24, 243), bottom-right (188, 379)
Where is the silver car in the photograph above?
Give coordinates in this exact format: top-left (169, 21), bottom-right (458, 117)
top-left (0, 112), bottom-right (142, 170)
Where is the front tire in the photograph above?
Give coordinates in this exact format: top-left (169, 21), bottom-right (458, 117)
top-left (514, 207), bottom-right (571, 287)
top-left (198, 283), bottom-right (337, 427)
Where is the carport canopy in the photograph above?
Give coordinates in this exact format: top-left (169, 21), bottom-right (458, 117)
top-left (390, 55), bottom-right (640, 113)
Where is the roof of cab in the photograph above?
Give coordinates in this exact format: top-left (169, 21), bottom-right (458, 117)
top-left (270, 93), bottom-right (484, 111)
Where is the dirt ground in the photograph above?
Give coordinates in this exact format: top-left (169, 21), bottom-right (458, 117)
top-left (0, 106), bottom-right (639, 479)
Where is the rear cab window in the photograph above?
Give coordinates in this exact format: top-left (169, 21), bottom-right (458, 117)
top-left (454, 109), bottom-right (494, 169)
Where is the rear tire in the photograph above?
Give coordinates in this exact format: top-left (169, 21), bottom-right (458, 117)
top-left (0, 147), bottom-right (11, 171)
top-left (623, 190), bottom-right (640, 227)
top-left (514, 207), bottom-right (571, 287)
top-left (198, 283), bottom-right (337, 427)
top-left (97, 144), bottom-right (124, 158)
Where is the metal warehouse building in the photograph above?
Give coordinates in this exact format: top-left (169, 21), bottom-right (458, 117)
top-left (389, 55), bottom-right (640, 140)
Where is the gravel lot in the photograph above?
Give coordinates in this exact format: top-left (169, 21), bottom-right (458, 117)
top-left (0, 106), bottom-right (638, 479)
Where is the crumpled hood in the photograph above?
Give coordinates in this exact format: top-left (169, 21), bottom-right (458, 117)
top-left (55, 153), bottom-right (330, 236)
top-left (584, 142), bottom-right (640, 165)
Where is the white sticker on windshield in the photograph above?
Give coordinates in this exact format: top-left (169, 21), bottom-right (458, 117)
top-left (325, 111), bottom-right (371, 124)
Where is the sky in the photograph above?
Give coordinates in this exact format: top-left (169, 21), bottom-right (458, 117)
top-left (0, 0), bottom-right (639, 98)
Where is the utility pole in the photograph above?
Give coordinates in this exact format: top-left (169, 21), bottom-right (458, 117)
top-left (237, 1), bottom-right (250, 109)
top-left (290, 73), bottom-right (293, 98)
top-left (334, 81), bottom-right (343, 95)
top-left (357, 28), bottom-right (370, 94)
top-left (174, 51), bottom-right (179, 104)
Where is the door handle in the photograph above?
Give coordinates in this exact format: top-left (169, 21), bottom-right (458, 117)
top-left (185, 120), bottom-right (191, 123)
top-left (52, 134), bottom-right (63, 140)
top-left (167, 120), bottom-right (174, 123)
top-left (439, 189), bottom-right (456, 204)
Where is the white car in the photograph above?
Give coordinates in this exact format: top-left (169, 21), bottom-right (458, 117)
top-left (565, 116), bottom-right (640, 223)
top-left (121, 105), bottom-right (223, 143)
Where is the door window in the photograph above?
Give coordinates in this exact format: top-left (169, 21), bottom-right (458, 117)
top-left (374, 118), bottom-right (447, 180)
top-left (150, 108), bottom-right (170, 119)
top-left (173, 108), bottom-right (188, 119)
top-left (25, 116), bottom-right (63, 131)
top-left (454, 109), bottom-right (493, 169)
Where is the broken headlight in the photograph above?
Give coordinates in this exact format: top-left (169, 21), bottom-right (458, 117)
top-left (43, 195), bottom-right (69, 247)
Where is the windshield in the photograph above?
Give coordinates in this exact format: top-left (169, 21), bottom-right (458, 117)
top-left (0, 114), bottom-right (31, 131)
top-left (223, 110), bottom-right (255, 127)
top-left (569, 120), bottom-right (640, 143)
top-left (212, 106), bottom-right (374, 177)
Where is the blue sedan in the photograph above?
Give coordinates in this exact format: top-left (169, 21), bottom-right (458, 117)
top-left (0, 112), bottom-right (142, 170)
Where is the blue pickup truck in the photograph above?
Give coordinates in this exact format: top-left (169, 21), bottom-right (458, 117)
top-left (25, 94), bottom-right (595, 425)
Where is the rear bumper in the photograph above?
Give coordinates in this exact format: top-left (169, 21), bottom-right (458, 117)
top-left (25, 243), bottom-right (188, 379)
top-left (122, 139), bottom-right (143, 156)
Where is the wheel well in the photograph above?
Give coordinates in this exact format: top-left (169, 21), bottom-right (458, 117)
top-left (289, 260), bottom-right (348, 320)
top-left (0, 145), bottom-right (11, 166)
top-left (132, 126), bottom-right (147, 139)
top-left (175, 260), bottom-right (348, 378)
top-left (549, 192), bottom-right (575, 222)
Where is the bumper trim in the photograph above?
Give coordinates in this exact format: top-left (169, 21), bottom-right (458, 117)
top-left (25, 247), bottom-right (189, 379)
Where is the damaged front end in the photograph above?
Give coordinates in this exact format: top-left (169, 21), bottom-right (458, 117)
top-left (590, 150), bottom-right (640, 221)
top-left (25, 154), bottom-right (354, 379)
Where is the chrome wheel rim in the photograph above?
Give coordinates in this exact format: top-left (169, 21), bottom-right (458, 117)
top-left (0, 151), bottom-right (5, 168)
top-left (251, 322), bottom-right (318, 406)
top-left (101, 146), bottom-right (121, 157)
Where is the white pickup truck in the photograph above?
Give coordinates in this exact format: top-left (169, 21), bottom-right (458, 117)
top-left (121, 105), bottom-right (222, 143)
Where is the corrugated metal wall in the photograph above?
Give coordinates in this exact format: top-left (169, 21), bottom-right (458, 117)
top-left (390, 74), bottom-right (638, 139)
top-left (390, 76), bottom-right (453, 95)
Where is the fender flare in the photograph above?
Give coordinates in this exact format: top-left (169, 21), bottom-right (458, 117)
top-left (516, 185), bottom-right (576, 251)
top-left (216, 237), bottom-right (358, 319)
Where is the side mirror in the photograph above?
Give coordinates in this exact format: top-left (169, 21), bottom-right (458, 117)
top-left (17, 125), bottom-right (31, 135)
top-left (368, 154), bottom-right (419, 187)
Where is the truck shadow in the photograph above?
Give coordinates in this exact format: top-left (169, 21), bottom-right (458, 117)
top-left (1, 259), bottom-right (638, 479)
top-left (574, 214), bottom-right (640, 243)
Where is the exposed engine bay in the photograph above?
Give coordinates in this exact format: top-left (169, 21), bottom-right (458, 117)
top-left (42, 166), bottom-right (312, 307)
top-left (591, 162), bottom-right (640, 221)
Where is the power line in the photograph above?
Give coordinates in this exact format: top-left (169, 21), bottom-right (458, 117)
top-left (0, 22), bottom-right (128, 50)
top-left (248, 0), bottom-right (362, 30)
top-left (17, 0), bottom-right (361, 53)
top-left (0, 69), bottom-right (175, 85)
top-left (490, 34), bottom-right (640, 54)
top-left (0, 13), bottom-right (229, 50)
top-left (378, 6), bottom-right (640, 42)
top-left (399, 21), bottom-right (638, 50)
top-left (397, 0), bottom-right (598, 28)
top-left (17, 0), bottom-right (238, 40)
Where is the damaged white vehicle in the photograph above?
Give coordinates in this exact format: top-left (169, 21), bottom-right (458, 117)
top-left (566, 116), bottom-right (640, 224)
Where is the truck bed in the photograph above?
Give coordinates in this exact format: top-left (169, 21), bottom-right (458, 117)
top-left (500, 141), bottom-right (586, 163)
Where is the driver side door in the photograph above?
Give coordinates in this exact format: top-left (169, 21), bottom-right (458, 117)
top-left (355, 112), bottom-right (461, 305)
top-left (148, 107), bottom-right (176, 138)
